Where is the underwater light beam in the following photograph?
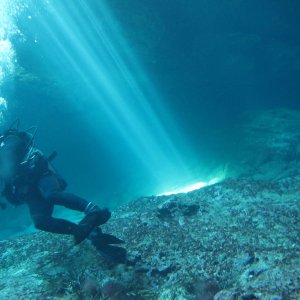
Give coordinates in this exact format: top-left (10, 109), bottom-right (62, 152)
top-left (39, 14), bottom-right (161, 170)
top-left (43, 1), bottom-right (189, 172)
top-left (74, 0), bottom-right (187, 167)
top-left (19, 0), bottom-right (200, 191)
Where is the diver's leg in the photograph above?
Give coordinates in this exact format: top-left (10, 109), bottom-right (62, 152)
top-left (48, 192), bottom-right (89, 212)
top-left (33, 216), bottom-right (78, 234)
top-left (27, 193), bottom-right (78, 235)
top-left (46, 192), bottom-right (111, 244)
top-left (38, 174), bottom-right (111, 243)
top-left (48, 192), bottom-right (111, 224)
top-left (38, 174), bottom-right (108, 216)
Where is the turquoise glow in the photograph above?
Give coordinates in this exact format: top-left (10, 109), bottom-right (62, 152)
top-left (0, 0), bottom-right (210, 200)
top-left (39, 1), bottom-right (196, 189)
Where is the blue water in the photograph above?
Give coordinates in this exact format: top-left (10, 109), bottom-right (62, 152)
top-left (0, 0), bottom-right (300, 238)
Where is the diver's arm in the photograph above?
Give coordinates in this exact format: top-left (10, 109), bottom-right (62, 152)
top-left (1, 181), bottom-right (23, 206)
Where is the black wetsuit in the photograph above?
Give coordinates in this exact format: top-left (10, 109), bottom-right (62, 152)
top-left (2, 148), bottom-right (91, 235)
top-left (27, 173), bottom-right (89, 234)
top-left (0, 126), bottom-right (112, 237)
top-left (0, 130), bottom-right (126, 263)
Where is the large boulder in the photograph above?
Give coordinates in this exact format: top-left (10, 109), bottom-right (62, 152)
top-left (0, 175), bottom-right (300, 299)
top-left (232, 109), bottom-right (300, 180)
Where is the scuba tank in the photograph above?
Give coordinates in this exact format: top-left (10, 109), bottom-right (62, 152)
top-left (0, 119), bottom-right (35, 180)
top-left (0, 120), bottom-right (67, 205)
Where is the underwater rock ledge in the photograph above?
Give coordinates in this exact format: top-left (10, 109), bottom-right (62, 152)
top-left (0, 176), bottom-right (300, 299)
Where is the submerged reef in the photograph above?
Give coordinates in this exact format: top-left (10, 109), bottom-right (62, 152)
top-left (0, 175), bottom-right (300, 299)
top-left (232, 109), bottom-right (300, 181)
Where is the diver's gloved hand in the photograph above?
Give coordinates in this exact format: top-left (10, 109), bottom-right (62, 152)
top-left (1, 184), bottom-right (23, 206)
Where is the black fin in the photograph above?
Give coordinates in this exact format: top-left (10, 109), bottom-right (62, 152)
top-left (91, 232), bottom-right (125, 246)
top-left (74, 223), bottom-right (96, 245)
top-left (96, 245), bottom-right (127, 264)
top-left (75, 210), bottom-right (111, 245)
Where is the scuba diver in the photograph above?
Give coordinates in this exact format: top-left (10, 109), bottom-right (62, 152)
top-left (0, 120), bottom-right (126, 263)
